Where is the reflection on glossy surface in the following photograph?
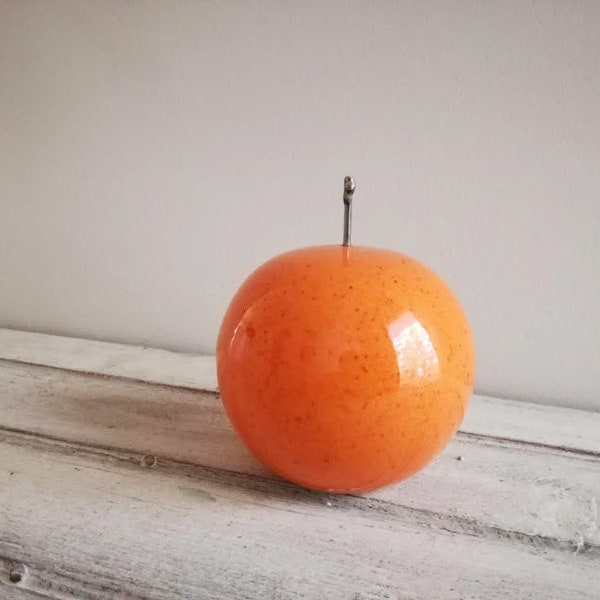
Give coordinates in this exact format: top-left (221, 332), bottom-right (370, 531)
top-left (217, 245), bottom-right (475, 493)
top-left (388, 313), bottom-right (440, 384)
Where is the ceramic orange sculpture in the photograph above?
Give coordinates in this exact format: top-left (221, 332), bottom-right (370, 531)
top-left (217, 177), bottom-right (475, 492)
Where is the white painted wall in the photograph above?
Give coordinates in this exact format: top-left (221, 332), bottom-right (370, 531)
top-left (1, 1), bottom-right (599, 410)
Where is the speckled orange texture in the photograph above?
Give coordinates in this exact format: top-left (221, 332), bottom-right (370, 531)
top-left (217, 245), bottom-right (475, 493)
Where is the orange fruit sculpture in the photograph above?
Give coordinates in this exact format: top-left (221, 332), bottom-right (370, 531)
top-left (217, 178), bottom-right (475, 492)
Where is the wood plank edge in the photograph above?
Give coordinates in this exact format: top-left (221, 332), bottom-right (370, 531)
top-left (2, 328), bottom-right (599, 452)
top-left (0, 328), bottom-right (218, 391)
top-left (459, 431), bottom-right (600, 460)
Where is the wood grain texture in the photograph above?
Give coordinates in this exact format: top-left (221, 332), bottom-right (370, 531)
top-left (3, 328), bottom-right (600, 452)
top-left (462, 394), bottom-right (600, 454)
top-left (1, 428), bottom-right (599, 600)
top-left (1, 360), bottom-right (599, 554)
top-left (1, 331), bottom-right (599, 598)
top-left (0, 328), bottom-right (217, 391)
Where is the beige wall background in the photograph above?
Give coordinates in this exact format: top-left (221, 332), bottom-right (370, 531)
top-left (1, 1), bottom-right (599, 410)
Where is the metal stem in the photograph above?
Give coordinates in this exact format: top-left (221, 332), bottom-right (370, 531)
top-left (342, 176), bottom-right (355, 246)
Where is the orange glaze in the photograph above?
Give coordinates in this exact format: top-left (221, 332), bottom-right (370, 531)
top-left (217, 245), bottom-right (475, 493)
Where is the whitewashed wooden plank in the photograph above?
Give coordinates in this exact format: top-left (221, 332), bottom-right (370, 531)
top-left (2, 329), bottom-right (600, 452)
top-left (1, 360), bottom-right (598, 551)
top-left (462, 393), bottom-right (600, 454)
top-left (0, 358), bottom-right (258, 473)
top-left (0, 328), bottom-right (217, 391)
top-left (1, 430), bottom-right (598, 600)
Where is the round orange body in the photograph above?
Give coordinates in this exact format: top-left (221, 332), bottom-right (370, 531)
top-left (217, 245), bottom-right (475, 493)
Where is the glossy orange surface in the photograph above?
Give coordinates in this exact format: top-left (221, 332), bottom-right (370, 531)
top-left (217, 245), bottom-right (475, 493)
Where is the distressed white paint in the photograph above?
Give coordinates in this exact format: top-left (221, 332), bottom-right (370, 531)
top-left (2, 328), bottom-right (600, 452)
top-left (0, 328), bottom-right (217, 391)
top-left (1, 358), bottom-right (599, 551)
top-left (1, 2), bottom-right (600, 409)
top-left (1, 430), bottom-right (599, 600)
top-left (0, 331), bottom-right (599, 597)
top-left (462, 394), bottom-right (600, 455)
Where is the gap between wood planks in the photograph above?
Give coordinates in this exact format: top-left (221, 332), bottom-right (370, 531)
top-left (2, 429), bottom-right (598, 600)
top-left (0, 330), bottom-right (600, 551)
top-left (1, 331), bottom-right (600, 598)
top-left (1, 330), bottom-right (599, 559)
top-left (0, 357), bottom-right (599, 559)
top-left (1, 328), bottom-right (600, 453)
top-left (1, 423), bottom-right (598, 559)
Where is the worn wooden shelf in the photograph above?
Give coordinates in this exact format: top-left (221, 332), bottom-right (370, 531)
top-left (0, 329), bottom-right (599, 599)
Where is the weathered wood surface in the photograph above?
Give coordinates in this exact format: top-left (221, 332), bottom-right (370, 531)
top-left (0, 328), bottom-right (217, 391)
top-left (0, 330), bottom-right (599, 598)
top-left (1, 360), bottom-right (599, 551)
top-left (1, 428), bottom-right (599, 600)
top-left (3, 328), bottom-right (600, 453)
